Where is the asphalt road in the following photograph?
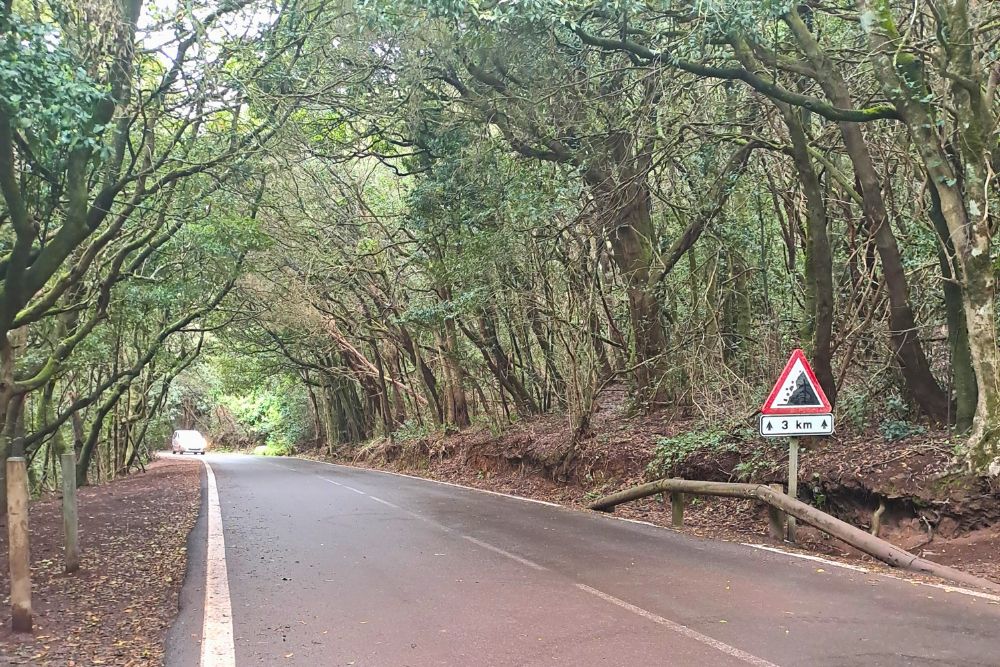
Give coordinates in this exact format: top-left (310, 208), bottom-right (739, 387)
top-left (166, 455), bottom-right (1000, 666)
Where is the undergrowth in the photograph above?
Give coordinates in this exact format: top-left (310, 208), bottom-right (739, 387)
top-left (646, 430), bottom-right (734, 479)
top-left (646, 426), bottom-right (779, 483)
top-left (252, 441), bottom-right (294, 456)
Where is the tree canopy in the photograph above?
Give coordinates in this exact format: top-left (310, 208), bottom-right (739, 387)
top-left (1, 0), bottom-right (999, 501)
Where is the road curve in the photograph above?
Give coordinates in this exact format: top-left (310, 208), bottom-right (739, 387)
top-left (166, 455), bottom-right (1000, 666)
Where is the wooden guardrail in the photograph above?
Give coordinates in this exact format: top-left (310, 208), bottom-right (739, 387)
top-left (587, 477), bottom-right (1000, 594)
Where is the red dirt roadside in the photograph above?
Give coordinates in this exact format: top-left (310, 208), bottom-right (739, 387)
top-left (0, 457), bottom-right (201, 666)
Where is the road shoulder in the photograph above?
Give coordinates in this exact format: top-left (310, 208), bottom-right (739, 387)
top-left (165, 458), bottom-right (209, 666)
top-left (0, 457), bottom-right (202, 666)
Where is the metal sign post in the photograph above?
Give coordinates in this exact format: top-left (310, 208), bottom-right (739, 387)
top-left (760, 349), bottom-right (834, 544)
top-left (787, 438), bottom-right (799, 542)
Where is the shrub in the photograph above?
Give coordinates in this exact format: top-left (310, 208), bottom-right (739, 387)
top-left (393, 419), bottom-right (430, 442)
top-left (253, 441), bottom-right (294, 457)
top-left (220, 377), bottom-right (310, 452)
top-left (733, 448), bottom-right (772, 482)
top-left (646, 429), bottom-right (733, 479)
top-left (879, 419), bottom-right (925, 441)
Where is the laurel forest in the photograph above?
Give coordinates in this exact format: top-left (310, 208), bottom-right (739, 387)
top-left (1, 0), bottom-right (999, 514)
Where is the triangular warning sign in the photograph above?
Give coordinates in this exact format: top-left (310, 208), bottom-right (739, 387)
top-left (761, 349), bottom-right (832, 415)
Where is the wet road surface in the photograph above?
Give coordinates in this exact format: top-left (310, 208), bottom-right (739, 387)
top-left (165, 455), bottom-right (1000, 666)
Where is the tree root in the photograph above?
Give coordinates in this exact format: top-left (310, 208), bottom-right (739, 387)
top-left (870, 498), bottom-right (886, 537)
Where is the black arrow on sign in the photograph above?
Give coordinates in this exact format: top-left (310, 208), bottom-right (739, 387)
top-left (821, 419), bottom-right (828, 428)
top-left (766, 422), bottom-right (773, 431)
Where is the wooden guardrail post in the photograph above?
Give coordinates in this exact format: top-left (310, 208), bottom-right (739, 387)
top-left (7, 456), bottom-right (32, 632)
top-left (586, 477), bottom-right (1000, 593)
top-left (767, 483), bottom-right (786, 540)
top-left (670, 492), bottom-right (684, 528)
top-left (61, 452), bottom-right (80, 573)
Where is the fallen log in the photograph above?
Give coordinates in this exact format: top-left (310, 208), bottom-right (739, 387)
top-left (587, 478), bottom-right (1000, 594)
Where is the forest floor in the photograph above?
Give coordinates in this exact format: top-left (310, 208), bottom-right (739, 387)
top-left (0, 457), bottom-right (201, 666)
top-left (319, 388), bottom-right (1000, 588)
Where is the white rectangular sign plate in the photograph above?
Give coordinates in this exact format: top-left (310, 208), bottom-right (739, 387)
top-left (759, 413), bottom-right (833, 437)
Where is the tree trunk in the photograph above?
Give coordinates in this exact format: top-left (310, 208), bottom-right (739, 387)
top-left (779, 104), bottom-right (837, 404)
top-left (459, 313), bottom-right (540, 418)
top-left (333, 372), bottom-right (369, 446)
top-left (70, 406), bottom-right (84, 459)
top-left (928, 184), bottom-right (976, 431)
top-left (589, 174), bottom-right (668, 406)
top-left (397, 329), bottom-right (443, 425)
top-left (857, 0), bottom-right (1000, 466)
top-left (953, 220), bottom-right (1000, 465)
top-left (303, 376), bottom-right (323, 443)
top-left (785, 10), bottom-right (946, 418)
top-left (623, 257), bottom-right (667, 400)
top-left (0, 335), bottom-right (14, 516)
top-left (370, 343), bottom-right (397, 435)
top-left (439, 317), bottom-right (471, 429)
top-left (0, 329), bottom-right (27, 515)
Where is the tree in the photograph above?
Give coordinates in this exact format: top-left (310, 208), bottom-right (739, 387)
top-left (0, 0), bottom-right (317, 503)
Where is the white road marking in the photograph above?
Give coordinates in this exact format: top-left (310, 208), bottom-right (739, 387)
top-left (916, 579), bottom-right (1000, 602)
top-left (611, 516), bottom-right (680, 531)
top-left (319, 475), bottom-right (365, 495)
top-left (321, 476), bottom-right (399, 508)
top-left (263, 461), bottom-right (300, 473)
top-left (743, 544), bottom-right (870, 572)
top-left (368, 496), bottom-right (400, 509)
top-left (461, 535), bottom-right (547, 571)
top-left (295, 457), bottom-right (564, 507)
top-left (744, 544), bottom-right (1000, 601)
top-left (575, 584), bottom-right (781, 667)
top-left (398, 508), bottom-right (453, 534)
top-left (200, 461), bottom-right (235, 667)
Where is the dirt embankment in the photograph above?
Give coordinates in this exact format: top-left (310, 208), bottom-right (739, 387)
top-left (0, 457), bottom-right (202, 666)
top-left (332, 392), bottom-right (1000, 585)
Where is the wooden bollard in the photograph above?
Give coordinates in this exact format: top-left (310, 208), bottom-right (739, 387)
top-left (7, 457), bottom-right (32, 632)
top-left (767, 483), bottom-right (786, 541)
top-left (61, 453), bottom-right (80, 573)
top-left (670, 492), bottom-right (684, 528)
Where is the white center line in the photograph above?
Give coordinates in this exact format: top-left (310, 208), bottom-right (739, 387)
top-left (297, 457), bottom-right (564, 507)
top-left (200, 461), bottom-right (235, 667)
top-left (265, 462), bottom-right (300, 473)
top-left (575, 584), bottom-right (781, 667)
top-left (462, 535), bottom-right (547, 571)
top-left (322, 477), bottom-right (365, 495)
top-left (321, 477), bottom-right (399, 508)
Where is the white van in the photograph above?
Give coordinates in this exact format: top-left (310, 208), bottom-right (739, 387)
top-left (171, 429), bottom-right (207, 455)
